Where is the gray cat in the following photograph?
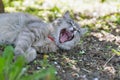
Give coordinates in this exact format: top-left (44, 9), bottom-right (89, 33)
top-left (0, 11), bottom-right (86, 62)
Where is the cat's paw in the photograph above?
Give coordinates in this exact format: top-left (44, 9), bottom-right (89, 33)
top-left (14, 47), bottom-right (37, 63)
top-left (24, 47), bottom-right (37, 63)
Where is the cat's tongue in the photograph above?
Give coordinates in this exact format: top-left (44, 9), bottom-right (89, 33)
top-left (59, 29), bottom-right (73, 43)
top-left (60, 33), bottom-right (68, 43)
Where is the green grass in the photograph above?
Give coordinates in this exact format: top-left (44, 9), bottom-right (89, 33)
top-left (0, 46), bottom-right (56, 80)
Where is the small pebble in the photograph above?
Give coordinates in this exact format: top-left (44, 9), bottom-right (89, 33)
top-left (54, 61), bottom-right (58, 65)
top-left (62, 70), bottom-right (65, 73)
top-left (37, 66), bottom-right (41, 70)
top-left (55, 71), bottom-right (58, 74)
top-left (93, 78), bottom-right (99, 80)
top-left (56, 65), bottom-right (61, 69)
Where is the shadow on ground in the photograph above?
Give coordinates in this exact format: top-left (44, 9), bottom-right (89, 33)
top-left (28, 31), bottom-right (120, 80)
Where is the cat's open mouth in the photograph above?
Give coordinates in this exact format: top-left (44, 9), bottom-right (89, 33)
top-left (59, 29), bottom-right (74, 43)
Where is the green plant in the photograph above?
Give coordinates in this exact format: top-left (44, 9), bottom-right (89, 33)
top-left (112, 49), bottom-right (120, 56)
top-left (79, 50), bottom-right (85, 55)
top-left (0, 46), bottom-right (56, 80)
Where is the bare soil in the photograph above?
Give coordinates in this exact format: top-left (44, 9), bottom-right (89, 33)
top-left (28, 30), bottom-right (120, 80)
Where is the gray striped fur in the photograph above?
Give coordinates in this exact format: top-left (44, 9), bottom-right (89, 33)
top-left (0, 12), bottom-right (86, 62)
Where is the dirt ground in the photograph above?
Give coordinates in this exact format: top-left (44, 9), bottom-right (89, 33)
top-left (0, 0), bottom-right (120, 80)
top-left (27, 4), bottom-right (120, 79)
top-left (0, 12), bottom-right (119, 80)
top-left (28, 29), bottom-right (120, 80)
top-left (27, 6), bottom-right (120, 79)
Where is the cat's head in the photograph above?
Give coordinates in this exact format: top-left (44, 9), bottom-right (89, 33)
top-left (52, 11), bottom-right (87, 50)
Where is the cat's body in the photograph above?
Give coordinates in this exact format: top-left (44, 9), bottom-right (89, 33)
top-left (0, 11), bottom-right (86, 62)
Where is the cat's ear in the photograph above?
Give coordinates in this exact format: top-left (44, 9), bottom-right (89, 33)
top-left (63, 11), bottom-right (71, 19)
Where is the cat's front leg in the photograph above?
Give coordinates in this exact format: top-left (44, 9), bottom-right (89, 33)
top-left (14, 28), bottom-right (36, 62)
top-left (24, 47), bottom-right (37, 62)
top-left (15, 47), bottom-right (37, 62)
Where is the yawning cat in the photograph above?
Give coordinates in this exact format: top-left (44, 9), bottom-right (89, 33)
top-left (0, 11), bottom-right (87, 62)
